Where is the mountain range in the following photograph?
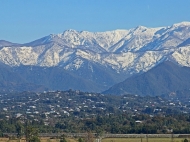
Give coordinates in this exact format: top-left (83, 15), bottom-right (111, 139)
top-left (1, 21), bottom-right (190, 95)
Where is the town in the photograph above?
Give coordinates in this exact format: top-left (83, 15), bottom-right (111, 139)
top-left (0, 90), bottom-right (190, 134)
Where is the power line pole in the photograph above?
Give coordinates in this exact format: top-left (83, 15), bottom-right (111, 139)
top-left (25, 116), bottom-right (29, 142)
top-left (171, 129), bottom-right (174, 142)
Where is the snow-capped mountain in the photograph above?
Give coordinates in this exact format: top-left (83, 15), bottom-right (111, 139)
top-left (1, 21), bottom-right (190, 92)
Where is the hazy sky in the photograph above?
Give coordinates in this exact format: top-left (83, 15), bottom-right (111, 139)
top-left (1, 0), bottom-right (190, 43)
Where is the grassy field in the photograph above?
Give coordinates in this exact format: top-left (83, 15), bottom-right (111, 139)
top-left (102, 138), bottom-right (187, 142)
top-left (0, 137), bottom-right (188, 142)
top-left (0, 137), bottom-right (78, 142)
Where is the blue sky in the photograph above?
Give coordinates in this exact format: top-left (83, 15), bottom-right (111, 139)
top-left (1, 0), bottom-right (190, 43)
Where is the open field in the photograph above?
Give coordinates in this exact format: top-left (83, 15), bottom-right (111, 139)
top-left (0, 137), bottom-right (189, 142)
top-left (102, 138), bottom-right (188, 142)
top-left (0, 137), bottom-right (78, 142)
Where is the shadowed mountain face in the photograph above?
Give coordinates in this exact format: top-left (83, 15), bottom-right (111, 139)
top-left (178, 38), bottom-right (190, 47)
top-left (0, 63), bottom-right (47, 92)
top-left (0, 62), bottom-right (126, 92)
top-left (0, 63), bottom-right (97, 92)
top-left (12, 65), bottom-right (109, 92)
top-left (0, 40), bottom-right (20, 48)
top-left (103, 61), bottom-right (190, 96)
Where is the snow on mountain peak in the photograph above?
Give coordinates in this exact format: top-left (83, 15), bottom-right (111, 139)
top-left (172, 21), bottom-right (190, 27)
top-left (134, 25), bottom-right (147, 31)
top-left (47, 29), bottom-right (130, 50)
top-left (1, 21), bottom-right (190, 76)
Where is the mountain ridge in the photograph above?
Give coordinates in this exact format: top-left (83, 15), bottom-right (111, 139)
top-left (103, 61), bottom-right (190, 96)
top-left (1, 21), bottom-right (190, 93)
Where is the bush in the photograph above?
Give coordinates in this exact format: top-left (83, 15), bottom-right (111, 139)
top-left (184, 139), bottom-right (188, 142)
top-left (60, 137), bottom-right (67, 142)
top-left (29, 136), bottom-right (41, 142)
top-left (78, 138), bottom-right (84, 142)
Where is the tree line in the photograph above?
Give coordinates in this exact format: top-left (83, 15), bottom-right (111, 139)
top-left (1, 113), bottom-right (190, 135)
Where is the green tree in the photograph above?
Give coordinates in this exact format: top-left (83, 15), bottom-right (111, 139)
top-left (15, 122), bottom-right (23, 139)
top-left (60, 137), bottom-right (67, 142)
top-left (184, 139), bottom-right (188, 142)
top-left (60, 134), bottom-right (67, 142)
top-left (78, 138), bottom-right (84, 142)
top-left (25, 126), bottom-right (40, 142)
top-left (29, 136), bottom-right (40, 142)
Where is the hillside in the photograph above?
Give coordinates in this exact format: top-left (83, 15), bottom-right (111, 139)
top-left (103, 61), bottom-right (190, 96)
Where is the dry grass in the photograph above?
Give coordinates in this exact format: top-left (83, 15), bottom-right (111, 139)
top-left (39, 137), bottom-right (77, 142)
top-left (102, 138), bottom-right (187, 142)
top-left (0, 137), bottom-right (188, 142)
top-left (0, 137), bottom-right (78, 142)
top-left (0, 138), bottom-right (28, 142)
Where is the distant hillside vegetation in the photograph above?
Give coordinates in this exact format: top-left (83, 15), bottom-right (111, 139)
top-left (103, 61), bottom-right (190, 96)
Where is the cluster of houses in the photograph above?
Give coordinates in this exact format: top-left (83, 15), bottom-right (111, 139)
top-left (0, 90), bottom-right (189, 125)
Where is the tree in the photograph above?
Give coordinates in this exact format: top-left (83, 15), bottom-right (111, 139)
top-left (25, 126), bottom-right (40, 142)
top-left (184, 139), bottom-right (188, 142)
top-left (15, 122), bottom-right (23, 139)
top-left (85, 131), bottom-right (94, 142)
top-left (29, 136), bottom-right (40, 142)
top-left (60, 134), bottom-right (67, 142)
top-left (78, 138), bottom-right (84, 142)
top-left (60, 137), bottom-right (67, 142)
